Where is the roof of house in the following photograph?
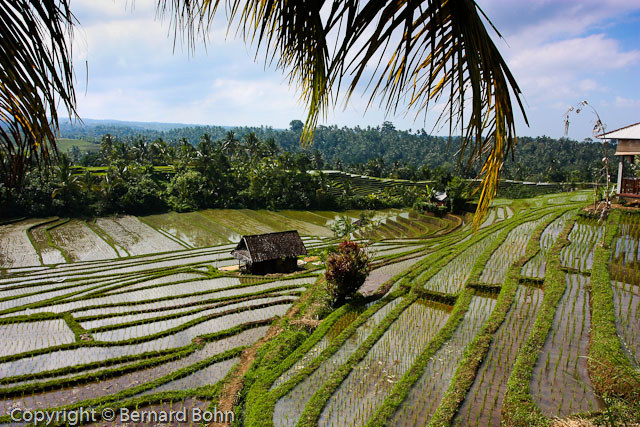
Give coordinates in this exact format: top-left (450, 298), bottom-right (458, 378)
top-left (231, 230), bottom-right (307, 264)
top-left (597, 121), bottom-right (640, 140)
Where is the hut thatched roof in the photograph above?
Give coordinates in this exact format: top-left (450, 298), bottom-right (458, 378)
top-left (231, 230), bottom-right (307, 264)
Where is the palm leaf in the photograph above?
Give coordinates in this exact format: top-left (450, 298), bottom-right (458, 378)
top-left (160, 0), bottom-right (528, 225)
top-left (0, 0), bottom-right (77, 205)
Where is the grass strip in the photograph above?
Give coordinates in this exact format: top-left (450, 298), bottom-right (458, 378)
top-left (0, 346), bottom-right (192, 398)
top-left (0, 269), bottom-right (313, 318)
top-left (0, 346), bottom-right (184, 386)
top-left (25, 217), bottom-right (61, 266)
top-left (0, 245), bottom-right (232, 286)
top-left (588, 210), bottom-right (640, 401)
top-left (0, 315), bottom-right (274, 365)
top-left (44, 218), bottom-right (72, 263)
top-left (85, 219), bottom-right (130, 257)
top-left (427, 207), bottom-right (569, 427)
top-left (501, 217), bottom-right (575, 426)
top-left (86, 289), bottom-right (301, 333)
top-left (75, 290), bottom-right (292, 324)
top-left (63, 313), bottom-right (89, 341)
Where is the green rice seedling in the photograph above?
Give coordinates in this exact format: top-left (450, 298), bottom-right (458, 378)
top-left (560, 220), bottom-right (603, 272)
top-left (522, 212), bottom-right (574, 279)
top-left (480, 216), bottom-right (550, 285)
top-left (421, 235), bottom-right (497, 294)
top-left (455, 285), bottom-right (543, 427)
top-left (611, 280), bottom-right (640, 364)
top-left (272, 298), bottom-right (402, 427)
top-left (530, 274), bottom-right (601, 417)
top-left (317, 300), bottom-right (451, 427)
top-left (391, 295), bottom-right (497, 426)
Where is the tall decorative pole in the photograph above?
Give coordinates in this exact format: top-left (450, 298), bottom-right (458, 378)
top-left (564, 100), bottom-right (609, 244)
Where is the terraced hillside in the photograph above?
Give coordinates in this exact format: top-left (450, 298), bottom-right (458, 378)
top-left (0, 208), bottom-right (453, 271)
top-left (239, 192), bottom-right (639, 427)
top-left (1, 191), bottom-right (637, 426)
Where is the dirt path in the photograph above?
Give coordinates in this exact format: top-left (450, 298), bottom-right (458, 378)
top-left (212, 286), bottom-right (313, 426)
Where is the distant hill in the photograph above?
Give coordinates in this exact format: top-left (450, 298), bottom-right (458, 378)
top-left (59, 117), bottom-right (215, 132)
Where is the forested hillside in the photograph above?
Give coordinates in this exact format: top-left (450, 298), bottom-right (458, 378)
top-left (60, 120), bottom-right (616, 183)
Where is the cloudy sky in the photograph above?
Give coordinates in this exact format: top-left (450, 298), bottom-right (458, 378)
top-left (69, 0), bottom-right (640, 140)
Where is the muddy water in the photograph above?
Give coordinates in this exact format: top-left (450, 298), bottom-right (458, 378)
top-left (358, 255), bottom-right (427, 296)
top-left (138, 357), bottom-right (239, 396)
top-left (28, 219), bottom-right (67, 265)
top-left (0, 219), bottom-right (49, 268)
top-left (392, 295), bottom-right (497, 426)
top-left (142, 211), bottom-right (230, 247)
top-left (531, 274), bottom-right (602, 416)
top-left (49, 219), bottom-right (118, 262)
top-left (612, 280), bottom-right (640, 365)
top-left (455, 285), bottom-right (543, 427)
top-left (0, 328), bottom-right (265, 416)
top-left (95, 216), bottom-right (184, 255)
top-left (0, 319), bottom-right (75, 357)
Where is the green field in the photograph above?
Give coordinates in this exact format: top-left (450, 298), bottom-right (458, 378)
top-left (56, 138), bottom-right (101, 153)
top-left (0, 192), bottom-right (638, 426)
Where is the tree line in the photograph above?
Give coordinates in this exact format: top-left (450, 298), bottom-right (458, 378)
top-left (61, 120), bottom-right (617, 185)
top-left (3, 132), bottom-right (440, 218)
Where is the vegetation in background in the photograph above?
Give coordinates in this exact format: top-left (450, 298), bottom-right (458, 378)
top-left (58, 120), bottom-right (617, 184)
top-left (2, 132), bottom-right (437, 218)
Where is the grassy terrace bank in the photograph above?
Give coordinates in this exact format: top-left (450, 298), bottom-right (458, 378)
top-left (3, 192), bottom-right (638, 426)
top-left (237, 204), bottom-right (573, 426)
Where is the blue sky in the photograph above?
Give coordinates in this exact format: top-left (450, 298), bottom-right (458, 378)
top-left (70, 1), bottom-right (640, 140)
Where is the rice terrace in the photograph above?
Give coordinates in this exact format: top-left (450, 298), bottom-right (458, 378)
top-left (0, 184), bottom-right (638, 426)
top-left (2, 0), bottom-right (640, 426)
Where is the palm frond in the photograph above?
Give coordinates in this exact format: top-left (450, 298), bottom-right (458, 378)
top-left (159, 0), bottom-right (526, 224)
top-left (0, 0), bottom-right (77, 197)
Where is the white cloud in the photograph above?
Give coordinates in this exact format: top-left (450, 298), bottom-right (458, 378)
top-left (66, 0), bottom-right (640, 140)
top-left (510, 34), bottom-right (639, 74)
top-left (614, 96), bottom-right (640, 108)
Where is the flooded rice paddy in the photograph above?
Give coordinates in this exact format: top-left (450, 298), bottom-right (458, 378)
top-left (1, 193), bottom-right (637, 426)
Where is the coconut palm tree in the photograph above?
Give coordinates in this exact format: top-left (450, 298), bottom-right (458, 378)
top-left (157, 0), bottom-right (527, 224)
top-left (3, 0), bottom-right (526, 224)
top-left (0, 0), bottom-right (77, 206)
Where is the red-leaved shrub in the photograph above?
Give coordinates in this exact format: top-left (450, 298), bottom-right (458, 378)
top-left (324, 240), bottom-right (370, 306)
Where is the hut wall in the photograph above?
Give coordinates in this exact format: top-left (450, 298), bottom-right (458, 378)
top-left (247, 257), bottom-right (297, 274)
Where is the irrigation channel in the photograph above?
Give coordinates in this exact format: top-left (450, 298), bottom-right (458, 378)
top-left (0, 192), bottom-right (637, 426)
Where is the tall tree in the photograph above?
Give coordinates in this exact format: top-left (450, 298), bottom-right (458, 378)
top-left (3, 0), bottom-right (525, 224)
top-left (158, 0), bottom-right (526, 224)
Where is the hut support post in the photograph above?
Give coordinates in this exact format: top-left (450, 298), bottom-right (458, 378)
top-left (617, 160), bottom-right (623, 194)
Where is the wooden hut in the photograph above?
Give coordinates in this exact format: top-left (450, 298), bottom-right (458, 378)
top-left (598, 122), bottom-right (640, 198)
top-left (231, 230), bottom-right (307, 274)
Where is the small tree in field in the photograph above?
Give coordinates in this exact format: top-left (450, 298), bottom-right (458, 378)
top-left (324, 241), bottom-right (370, 307)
